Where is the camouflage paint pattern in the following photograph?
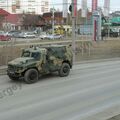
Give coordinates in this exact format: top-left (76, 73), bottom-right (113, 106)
top-left (7, 45), bottom-right (73, 78)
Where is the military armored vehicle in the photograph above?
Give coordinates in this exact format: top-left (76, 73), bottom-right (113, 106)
top-left (7, 45), bottom-right (73, 84)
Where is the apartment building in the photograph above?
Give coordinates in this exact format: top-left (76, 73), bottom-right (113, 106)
top-left (0, 0), bottom-right (49, 14)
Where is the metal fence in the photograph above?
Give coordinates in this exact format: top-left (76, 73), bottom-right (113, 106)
top-left (0, 39), bottom-right (93, 66)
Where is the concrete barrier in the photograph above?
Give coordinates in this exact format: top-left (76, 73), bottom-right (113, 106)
top-left (0, 66), bottom-right (7, 75)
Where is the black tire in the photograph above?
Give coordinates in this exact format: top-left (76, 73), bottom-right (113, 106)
top-left (24, 69), bottom-right (38, 84)
top-left (9, 76), bottom-right (19, 81)
top-left (59, 63), bottom-right (70, 77)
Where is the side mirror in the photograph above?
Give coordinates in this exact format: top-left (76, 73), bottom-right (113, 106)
top-left (21, 48), bottom-right (24, 57)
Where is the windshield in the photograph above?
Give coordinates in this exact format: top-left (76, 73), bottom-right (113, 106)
top-left (22, 51), bottom-right (30, 57)
top-left (22, 51), bottom-right (40, 60)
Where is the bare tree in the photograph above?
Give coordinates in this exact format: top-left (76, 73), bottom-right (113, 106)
top-left (22, 14), bottom-right (40, 30)
top-left (0, 15), bottom-right (5, 29)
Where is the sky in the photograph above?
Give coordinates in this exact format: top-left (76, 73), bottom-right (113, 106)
top-left (50, 0), bottom-right (120, 12)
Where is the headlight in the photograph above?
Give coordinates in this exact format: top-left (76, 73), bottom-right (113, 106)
top-left (16, 66), bottom-right (23, 71)
top-left (21, 61), bottom-right (26, 64)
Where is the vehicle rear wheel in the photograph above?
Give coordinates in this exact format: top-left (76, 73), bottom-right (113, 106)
top-left (24, 69), bottom-right (38, 84)
top-left (58, 63), bottom-right (70, 77)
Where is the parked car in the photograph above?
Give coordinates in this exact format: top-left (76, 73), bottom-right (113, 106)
top-left (0, 35), bottom-right (11, 41)
top-left (0, 31), bottom-right (5, 35)
top-left (19, 32), bottom-right (36, 38)
top-left (7, 30), bottom-right (21, 38)
top-left (46, 34), bottom-right (64, 40)
top-left (39, 32), bottom-right (47, 39)
top-left (0, 31), bottom-right (11, 41)
top-left (39, 34), bottom-right (47, 39)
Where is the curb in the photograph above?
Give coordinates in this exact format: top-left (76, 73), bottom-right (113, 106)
top-left (0, 66), bottom-right (7, 75)
top-left (75, 57), bottom-right (120, 65)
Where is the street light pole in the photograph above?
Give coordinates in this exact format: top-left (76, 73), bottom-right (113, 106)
top-left (52, 7), bottom-right (55, 38)
top-left (71, 0), bottom-right (77, 63)
top-left (72, 16), bottom-right (76, 63)
top-left (6, 0), bottom-right (8, 31)
top-left (108, 17), bottom-right (110, 38)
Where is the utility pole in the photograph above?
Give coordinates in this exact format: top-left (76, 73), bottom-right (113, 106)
top-left (71, 0), bottom-right (77, 63)
top-left (52, 7), bottom-right (55, 38)
top-left (104, 0), bottom-right (110, 38)
top-left (6, 0), bottom-right (8, 31)
top-left (108, 17), bottom-right (110, 38)
top-left (63, 0), bottom-right (68, 38)
top-left (92, 0), bottom-right (98, 41)
top-left (98, 8), bottom-right (102, 40)
top-left (72, 16), bottom-right (76, 62)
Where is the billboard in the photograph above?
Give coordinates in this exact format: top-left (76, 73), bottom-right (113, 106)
top-left (104, 0), bottom-right (110, 16)
top-left (63, 0), bottom-right (68, 18)
top-left (81, 0), bottom-right (87, 17)
top-left (72, 0), bottom-right (77, 17)
top-left (92, 0), bottom-right (98, 11)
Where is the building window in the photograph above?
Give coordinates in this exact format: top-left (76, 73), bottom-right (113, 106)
top-left (41, 1), bottom-right (45, 6)
top-left (41, 7), bottom-right (45, 13)
top-left (45, 2), bottom-right (48, 6)
top-left (28, 0), bottom-right (35, 2)
top-left (16, 0), bottom-right (20, 9)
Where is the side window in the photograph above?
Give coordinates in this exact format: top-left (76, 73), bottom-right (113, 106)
top-left (46, 54), bottom-right (49, 60)
top-left (32, 52), bottom-right (40, 60)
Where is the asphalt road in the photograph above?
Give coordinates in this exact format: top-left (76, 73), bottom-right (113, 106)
top-left (0, 60), bottom-right (120, 120)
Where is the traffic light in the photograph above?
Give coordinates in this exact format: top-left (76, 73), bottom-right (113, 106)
top-left (69, 4), bottom-right (72, 13)
top-left (69, 0), bottom-right (77, 17)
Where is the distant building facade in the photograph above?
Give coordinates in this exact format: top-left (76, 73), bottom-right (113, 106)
top-left (0, 0), bottom-right (49, 14)
top-left (43, 12), bottom-right (64, 25)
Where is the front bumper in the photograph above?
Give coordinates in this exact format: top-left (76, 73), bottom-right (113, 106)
top-left (7, 70), bottom-right (22, 78)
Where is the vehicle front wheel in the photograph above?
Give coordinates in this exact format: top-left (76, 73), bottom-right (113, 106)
top-left (24, 69), bottom-right (38, 84)
top-left (58, 63), bottom-right (70, 77)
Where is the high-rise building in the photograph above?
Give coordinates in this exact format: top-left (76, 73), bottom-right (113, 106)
top-left (0, 0), bottom-right (11, 12)
top-left (0, 0), bottom-right (49, 14)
